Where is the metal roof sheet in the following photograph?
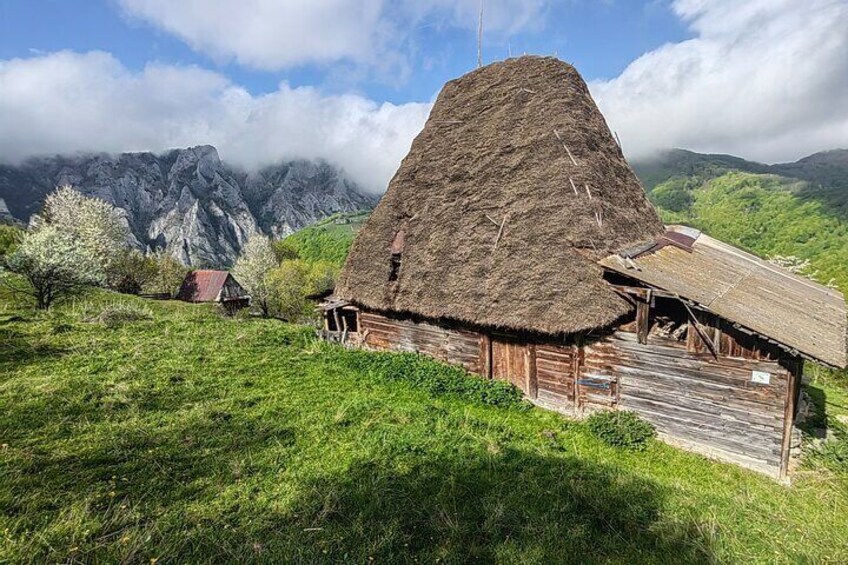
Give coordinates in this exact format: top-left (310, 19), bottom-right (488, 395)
top-left (600, 226), bottom-right (847, 368)
top-left (177, 270), bottom-right (231, 303)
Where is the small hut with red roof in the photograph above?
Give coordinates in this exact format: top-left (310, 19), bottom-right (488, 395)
top-left (177, 270), bottom-right (249, 311)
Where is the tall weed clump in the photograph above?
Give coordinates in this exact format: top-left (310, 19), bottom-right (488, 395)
top-left (587, 410), bottom-right (655, 450)
top-left (329, 347), bottom-right (526, 408)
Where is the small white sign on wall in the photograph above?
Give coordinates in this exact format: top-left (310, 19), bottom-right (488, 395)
top-left (751, 370), bottom-right (771, 385)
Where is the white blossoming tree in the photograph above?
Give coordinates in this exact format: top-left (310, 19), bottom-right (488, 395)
top-left (233, 234), bottom-right (278, 317)
top-left (1, 185), bottom-right (131, 309)
top-left (2, 224), bottom-right (104, 309)
top-left (39, 185), bottom-right (129, 275)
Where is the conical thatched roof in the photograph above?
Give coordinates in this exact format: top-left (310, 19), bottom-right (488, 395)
top-left (336, 56), bottom-right (664, 335)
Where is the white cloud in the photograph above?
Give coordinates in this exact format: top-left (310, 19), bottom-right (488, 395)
top-left (0, 51), bottom-right (431, 192)
top-left (591, 0), bottom-right (848, 163)
top-left (118, 0), bottom-right (550, 72)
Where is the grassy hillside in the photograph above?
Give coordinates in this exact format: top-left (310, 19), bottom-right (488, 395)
top-left (646, 170), bottom-right (848, 294)
top-left (2, 293), bottom-right (848, 563)
top-left (280, 211), bottom-right (369, 267)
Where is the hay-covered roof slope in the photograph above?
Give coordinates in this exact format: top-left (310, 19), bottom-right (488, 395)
top-left (336, 56), bottom-right (664, 335)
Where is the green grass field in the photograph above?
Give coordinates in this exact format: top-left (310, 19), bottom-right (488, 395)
top-left (2, 293), bottom-right (848, 563)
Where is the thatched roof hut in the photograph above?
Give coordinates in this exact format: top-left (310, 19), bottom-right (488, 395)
top-left (336, 56), bottom-right (664, 335)
top-left (328, 56), bottom-right (847, 479)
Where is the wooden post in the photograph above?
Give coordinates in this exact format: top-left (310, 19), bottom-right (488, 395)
top-left (480, 334), bottom-right (492, 379)
top-left (572, 333), bottom-right (584, 413)
top-left (332, 308), bottom-right (342, 336)
top-left (527, 344), bottom-right (538, 399)
top-left (636, 299), bottom-right (650, 345)
top-left (340, 313), bottom-right (349, 344)
top-left (779, 357), bottom-right (802, 479)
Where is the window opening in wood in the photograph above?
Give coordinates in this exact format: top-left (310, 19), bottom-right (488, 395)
top-left (648, 297), bottom-right (689, 342)
top-left (389, 229), bottom-right (405, 282)
top-left (341, 310), bottom-right (358, 332)
top-left (389, 253), bottom-right (402, 281)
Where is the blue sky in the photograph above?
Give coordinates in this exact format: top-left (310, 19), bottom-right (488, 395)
top-left (1, 0), bottom-right (690, 102)
top-left (1, 1), bottom-right (846, 191)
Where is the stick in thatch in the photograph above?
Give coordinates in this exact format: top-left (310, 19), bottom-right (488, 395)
top-left (569, 177), bottom-right (579, 195)
top-left (493, 215), bottom-right (508, 252)
top-left (485, 214), bottom-right (500, 227)
top-left (585, 184), bottom-right (593, 200)
top-left (553, 129), bottom-right (578, 166)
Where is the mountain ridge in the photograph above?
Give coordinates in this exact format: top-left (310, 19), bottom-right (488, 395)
top-left (632, 148), bottom-right (848, 190)
top-left (0, 146), bottom-right (377, 267)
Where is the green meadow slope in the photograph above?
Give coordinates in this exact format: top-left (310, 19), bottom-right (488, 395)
top-left (280, 211), bottom-right (369, 267)
top-left (1, 293), bottom-right (847, 563)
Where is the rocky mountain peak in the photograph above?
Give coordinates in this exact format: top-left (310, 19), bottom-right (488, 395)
top-left (0, 146), bottom-right (377, 267)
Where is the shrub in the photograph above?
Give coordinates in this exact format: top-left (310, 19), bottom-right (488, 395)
top-left (266, 260), bottom-right (312, 322)
top-left (329, 348), bottom-right (526, 408)
top-left (144, 251), bottom-right (188, 297)
top-left (272, 239), bottom-right (300, 262)
top-left (107, 250), bottom-right (158, 294)
top-left (0, 224), bottom-right (23, 258)
top-left (586, 410), bottom-right (655, 450)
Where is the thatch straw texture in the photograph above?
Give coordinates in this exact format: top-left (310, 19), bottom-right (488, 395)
top-left (336, 56), bottom-right (664, 335)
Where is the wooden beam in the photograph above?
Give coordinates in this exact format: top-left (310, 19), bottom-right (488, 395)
top-left (572, 333), bottom-right (584, 413)
top-left (527, 344), bottom-right (538, 399)
top-left (779, 357), bottom-right (802, 480)
top-left (481, 334), bottom-right (492, 379)
top-left (636, 292), bottom-right (650, 345)
top-left (332, 308), bottom-right (342, 334)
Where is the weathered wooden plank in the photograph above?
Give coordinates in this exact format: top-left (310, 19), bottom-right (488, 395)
top-left (537, 389), bottom-right (572, 407)
top-left (617, 371), bottom-right (785, 415)
top-left (620, 396), bottom-right (783, 454)
top-left (537, 379), bottom-right (574, 397)
top-left (626, 407), bottom-right (782, 463)
top-left (636, 299), bottom-right (649, 345)
top-left (609, 332), bottom-right (787, 373)
top-left (528, 344), bottom-right (538, 399)
top-left (619, 379), bottom-right (783, 430)
top-left (536, 358), bottom-right (573, 374)
top-left (586, 345), bottom-right (789, 390)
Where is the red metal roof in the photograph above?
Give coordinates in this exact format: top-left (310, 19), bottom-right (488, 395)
top-left (177, 270), bottom-right (232, 303)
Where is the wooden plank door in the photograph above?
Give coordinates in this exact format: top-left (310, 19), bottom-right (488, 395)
top-left (491, 338), bottom-right (535, 396)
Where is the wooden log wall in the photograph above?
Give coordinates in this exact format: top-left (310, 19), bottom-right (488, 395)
top-left (534, 343), bottom-right (578, 411)
top-left (586, 330), bottom-right (792, 477)
top-left (352, 308), bottom-right (798, 478)
top-left (359, 311), bottom-right (483, 374)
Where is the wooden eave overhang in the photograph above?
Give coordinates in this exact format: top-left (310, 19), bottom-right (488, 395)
top-left (600, 226), bottom-right (848, 369)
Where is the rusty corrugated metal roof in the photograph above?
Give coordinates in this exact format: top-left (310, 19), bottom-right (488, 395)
top-left (177, 270), bottom-right (231, 303)
top-left (600, 226), bottom-right (848, 368)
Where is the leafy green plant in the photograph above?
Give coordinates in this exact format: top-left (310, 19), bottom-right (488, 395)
top-left (0, 224), bottom-right (23, 258)
top-left (327, 347), bottom-right (526, 408)
top-left (587, 410), bottom-right (655, 450)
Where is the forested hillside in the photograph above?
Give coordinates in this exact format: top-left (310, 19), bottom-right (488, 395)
top-left (278, 211), bottom-right (368, 267)
top-left (633, 150), bottom-right (848, 294)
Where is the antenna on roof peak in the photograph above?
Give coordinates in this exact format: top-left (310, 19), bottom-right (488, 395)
top-left (477, 0), bottom-right (484, 68)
